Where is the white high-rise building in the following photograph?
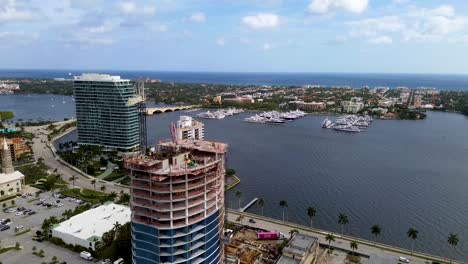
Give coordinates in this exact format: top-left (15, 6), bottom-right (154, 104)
top-left (171, 116), bottom-right (204, 142)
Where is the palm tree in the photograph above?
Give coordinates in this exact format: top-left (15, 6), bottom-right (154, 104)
top-left (338, 213), bottom-right (349, 235)
top-left (371, 225), bottom-right (381, 243)
top-left (69, 176), bottom-right (77, 187)
top-left (325, 233), bottom-right (335, 254)
top-left (279, 200), bottom-right (288, 222)
top-left (91, 179), bottom-right (97, 190)
top-left (350, 241), bottom-right (358, 255)
top-left (447, 233), bottom-right (459, 263)
top-left (307, 207), bottom-right (316, 228)
top-left (258, 198), bottom-right (265, 216)
top-left (113, 221), bottom-right (121, 232)
top-left (288, 229), bottom-right (298, 239)
top-left (407, 228), bottom-right (418, 255)
top-left (109, 191), bottom-right (117, 200)
top-left (235, 191), bottom-right (242, 210)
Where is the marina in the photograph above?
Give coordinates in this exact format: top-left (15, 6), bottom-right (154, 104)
top-left (244, 110), bottom-right (306, 124)
top-left (196, 108), bottom-right (244, 119)
top-left (321, 115), bottom-right (373, 132)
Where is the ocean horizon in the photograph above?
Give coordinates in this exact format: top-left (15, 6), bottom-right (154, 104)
top-left (1, 69), bottom-right (468, 91)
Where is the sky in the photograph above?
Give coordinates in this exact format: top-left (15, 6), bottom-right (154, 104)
top-left (2, 0), bottom-right (468, 74)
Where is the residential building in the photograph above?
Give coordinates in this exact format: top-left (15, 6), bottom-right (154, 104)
top-left (0, 137), bottom-right (31, 164)
top-left (341, 101), bottom-right (365, 113)
top-left (0, 138), bottom-right (25, 198)
top-left (276, 233), bottom-right (319, 264)
top-left (223, 95), bottom-right (254, 104)
top-left (171, 116), bottom-right (204, 142)
top-left (73, 73), bottom-right (145, 152)
top-left (51, 203), bottom-right (131, 251)
top-left (378, 100), bottom-right (394, 108)
top-left (296, 102), bottom-right (326, 111)
top-left (126, 139), bottom-right (228, 264)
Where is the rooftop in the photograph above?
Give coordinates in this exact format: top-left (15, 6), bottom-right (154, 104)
top-left (159, 140), bottom-right (228, 154)
top-left (52, 203), bottom-right (130, 241)
top-left (0, 171), bottom-right (24, 184)
top-left (283, 233), bottom-right (318, 256)
top-left (73, 73), bottom-right (130, 82)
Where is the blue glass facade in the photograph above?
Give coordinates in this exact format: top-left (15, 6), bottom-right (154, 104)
top-left (132, 210), bottom-right (221, 264)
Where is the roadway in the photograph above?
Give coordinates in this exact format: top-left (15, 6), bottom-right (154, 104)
top-left (23, 122), bottom-right (129, 195)
top-left (226, 210), bottom-right (457, 264)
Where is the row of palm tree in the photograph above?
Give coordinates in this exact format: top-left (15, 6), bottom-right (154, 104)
top-left (241, 197), bottom-right (461, 262)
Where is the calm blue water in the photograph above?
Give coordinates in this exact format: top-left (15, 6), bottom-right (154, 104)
top-left (1, 69), bottom-right (468, 90)
top-left (3, 93), bottom-right (468, 261)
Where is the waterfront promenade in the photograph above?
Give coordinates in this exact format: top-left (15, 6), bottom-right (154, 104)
top-left (226, 209), bottom-right (462, 264)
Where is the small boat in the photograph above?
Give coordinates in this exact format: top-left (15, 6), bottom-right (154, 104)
top-left (321, 118), bottom-right (334, 128)
top-left (333, 125), bottom-right (360, 133)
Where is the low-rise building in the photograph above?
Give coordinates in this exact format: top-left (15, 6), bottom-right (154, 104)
top-left (297, 102), bottom-right (326, 111)
top-left (51, 203), bottom-right (131, 251)
top-left (378, 100), bottom-right (394, 108)
top-left (223, 95), bottom-right (254, 104)
top-left (276, 233), bottom-right (319, 264)
top-left (341, 101), bottom-right (364, 113)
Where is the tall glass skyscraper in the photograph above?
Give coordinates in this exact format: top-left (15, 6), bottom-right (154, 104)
top-left (74, 74), bottom-right (143, 152)
top-left (125, 139), bottom-right (228, 264)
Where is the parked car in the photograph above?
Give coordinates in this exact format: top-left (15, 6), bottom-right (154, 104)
top-left (15, 225), bottom-right (24, 230)
top-left (0, 225), bottom-right (11, 231)
top-left (249, 219), bottom-right (256, 224)
top-left (15, 212), bottom-right (23, 216)
top-left (101, 259), bottom-right (112, 264)
top-left (34, 201), bottom-right (43, 206)
top-left (80, 251), bottom-right (93, 261)
top-left (28, 211), bottom-right (36, 215)
top-left (399, 257), bottom-right (410, 263)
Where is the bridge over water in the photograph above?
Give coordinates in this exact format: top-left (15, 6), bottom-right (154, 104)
top-left (146, 105), bottom-right (199, 115)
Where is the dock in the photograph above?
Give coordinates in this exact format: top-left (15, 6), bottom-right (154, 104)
top-left (240, 197), bottom-right (258, 212)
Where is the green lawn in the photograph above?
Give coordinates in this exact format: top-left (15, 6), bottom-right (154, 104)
top-left (60, 188), bottom-right (112, 204)
top-left (104, 171), bottom-right (125, 182)
top-left (0, 111), bottom-right (14, 120)
top-left (0, 246), bottom-right (17, 254)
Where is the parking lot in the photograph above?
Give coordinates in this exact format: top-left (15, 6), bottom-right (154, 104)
top-left (0, 191), bottom-right (95, 264)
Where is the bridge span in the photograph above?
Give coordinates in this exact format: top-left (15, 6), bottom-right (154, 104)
top-left (146, 105), bottom-right (199, 115)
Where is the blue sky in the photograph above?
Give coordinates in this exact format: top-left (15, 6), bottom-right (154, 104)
top-left (2, 0), bottom-right (468, 73)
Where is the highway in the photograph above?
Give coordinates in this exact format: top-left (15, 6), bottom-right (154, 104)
top-left (23, 121), bottom-right (129, 195)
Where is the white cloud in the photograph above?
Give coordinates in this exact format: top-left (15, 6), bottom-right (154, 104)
top-left (308, 0), bottom-right (368, 14)
top-left (216, 37), bottom-right (226, 46)
top-left (346, 5), bottom-right (468, 44)
top-left (242, 13), bottom-right (279, 29)
top-left (82, 22), bottom-right (113, 34)
top-left (263, 43), bottom-right (271, 50)
top-left (0, 31), bottom-right (39, 44)
top-left (347, 16), bottom-right (403, 37)
top-left (0, 5), bottom-right (38, 23)
top-left (368, 35), bottom-right (392, 44)
top-left (117, 1), bottom-right (156, 15)
top-left (189, 12), bottom-right (205, 23)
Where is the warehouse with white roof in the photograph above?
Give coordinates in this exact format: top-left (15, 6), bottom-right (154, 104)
top-left (51, 203), bottom-right (130, 250)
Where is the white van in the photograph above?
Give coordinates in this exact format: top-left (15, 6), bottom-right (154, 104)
top-left (80, 251), bottom-right (93, 260)
top-left (114, 258), bottom-right (124, 264)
